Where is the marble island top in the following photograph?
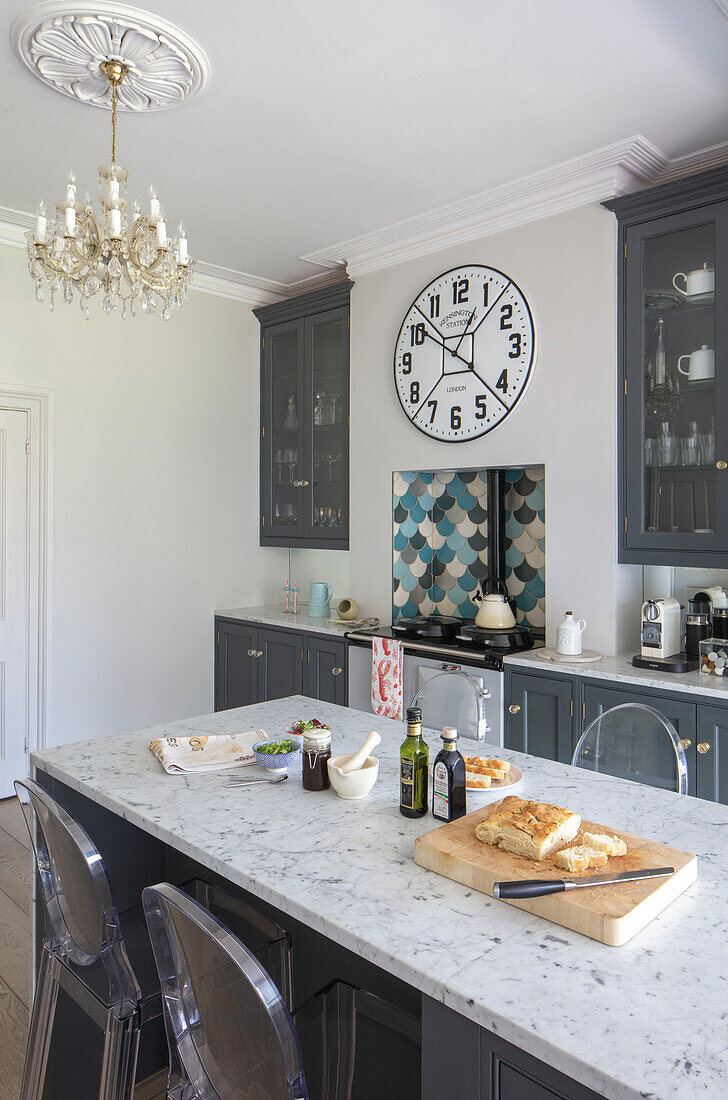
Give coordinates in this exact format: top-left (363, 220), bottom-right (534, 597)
top-left (32, 698), bottom-right (728, 1100)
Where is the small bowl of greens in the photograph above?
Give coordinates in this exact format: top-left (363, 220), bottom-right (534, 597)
top-left (252, 737), bottom-right (302, 772)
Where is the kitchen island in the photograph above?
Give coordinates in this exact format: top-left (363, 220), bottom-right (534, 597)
top-left (32, 698), bottom-right (726, 1100)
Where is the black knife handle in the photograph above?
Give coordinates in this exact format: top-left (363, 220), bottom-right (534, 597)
top-left (494, 879), bottom-right (565, 900)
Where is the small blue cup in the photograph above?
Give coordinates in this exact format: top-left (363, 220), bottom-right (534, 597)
top-left (309, 582), bottom-right (333, 618)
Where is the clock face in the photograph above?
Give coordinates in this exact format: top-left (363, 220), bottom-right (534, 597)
top-left (393, 264), bottom-right (536, 442)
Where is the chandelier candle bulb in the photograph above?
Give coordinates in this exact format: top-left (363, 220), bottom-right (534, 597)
top-left (65, 171), bottom-right (76, 206)
top-left (108, 207), bottom-right (121, 238)
top-left (149, 186), bottom-right (160, 220)
top-left (108, 177), bottom-right (120, 204)
top-left (64, 204), bottom-right (76, 235)
top-left (156, 219), bottom-right (167, 247)
top-left (177, 224), bottom-right (188, 264)
top-left (35, 201), bottom-right (46, 242)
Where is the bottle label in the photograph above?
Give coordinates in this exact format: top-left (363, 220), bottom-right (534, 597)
top-left (433, 760), bottom-right (449, 820)
top-left (400, 758), bottom-right (414, 808)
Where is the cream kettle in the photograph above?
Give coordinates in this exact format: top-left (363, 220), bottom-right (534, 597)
top-left (475, 583), bottom-right (516, 630)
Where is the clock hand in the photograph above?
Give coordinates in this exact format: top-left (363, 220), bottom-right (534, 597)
top-left (414, 304), bottom-right (472, 366)
top-left (414, 303), bottom-right (447, 343)
top-left (468, 366), bottom-right (510, 413)
top-left (453, 308), bottom-right (476, 358)
top-left (412, 376), bottom-right (444, 421)
top-left (469, 282), bottom-right (511, 338)
top-left (421, 329), bottom-right (471, 368)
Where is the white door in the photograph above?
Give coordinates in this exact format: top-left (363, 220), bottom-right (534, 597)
top-left (0, 410), bottom-right (29, 798)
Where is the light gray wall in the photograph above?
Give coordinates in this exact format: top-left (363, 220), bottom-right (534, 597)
top-left (0, 243), bottom-right (286, 747)
top-left (348, 204), bottom-right (642, 655)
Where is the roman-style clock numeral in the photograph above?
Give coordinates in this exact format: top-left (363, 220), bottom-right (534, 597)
top-left (393, 265), bottom-right (536, 442)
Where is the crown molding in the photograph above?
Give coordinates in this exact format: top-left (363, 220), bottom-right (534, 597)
top-left (302, 135), bottom-right (669, 277)
top-left (3, 131), bottom-right (728, 303)
top-left (713, 0), bottom-right (728, 21)
top-left (654, 139), bottom-right (728, 183)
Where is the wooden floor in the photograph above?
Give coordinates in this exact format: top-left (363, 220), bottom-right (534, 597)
top-left (0, 797), bottom-right (165, 1100)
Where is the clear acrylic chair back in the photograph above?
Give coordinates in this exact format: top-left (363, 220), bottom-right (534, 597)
top-left (571, 703), bottom-right (688, 794)
top-left (142, 882), bottom-right (309, 1100)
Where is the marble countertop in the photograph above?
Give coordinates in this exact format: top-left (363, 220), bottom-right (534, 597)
top-left (215, 604), bottom-right (377, 638)
top-left (505, 648), bottom-right (728, 700)
top-left (32, 698), bottom-right (727, 1100)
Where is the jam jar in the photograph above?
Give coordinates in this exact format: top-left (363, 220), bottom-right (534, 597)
top-left (302, 727), bottom-right (332, 791)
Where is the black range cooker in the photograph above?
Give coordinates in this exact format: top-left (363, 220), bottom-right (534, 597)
top-left (347, 615), bottom-right (541, 672)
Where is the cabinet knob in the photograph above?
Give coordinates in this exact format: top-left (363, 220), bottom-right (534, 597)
top-left (717, 461), bottom-right (728, 471)
top-left (508, 704), bottom-right (521, 715)
top-left (293, 480), bottom-right (310, 487)
top-left (680, 738), bottom-right (692, 751)
top-left (697, 741), bottom-right (711, 754)
top-left (332, 667), bottom-right (343, 676)
top-left (247, 649), bottom-right (255, 657)
top-left (256, 650), bottom-right (264, 658)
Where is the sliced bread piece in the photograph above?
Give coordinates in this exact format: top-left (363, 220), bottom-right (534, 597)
top-left (475, 796), bottom-right (581, 861)
top-left (465, 757), bottom-right (511, 773)
top-left (466, 771), bottom-right (492, 788)
top-left (555, 846), bottom-right (609, 874)
top-left (581, 831), bottom-right (628, 857)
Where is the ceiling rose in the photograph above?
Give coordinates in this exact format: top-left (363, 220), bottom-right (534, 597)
top-left (10, 1), bottom-right (210, 111)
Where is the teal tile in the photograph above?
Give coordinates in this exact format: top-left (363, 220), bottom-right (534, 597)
top-left (393, 530), bottom-right (408, 552)
top-left (456, 544), bottom-right (479, 566)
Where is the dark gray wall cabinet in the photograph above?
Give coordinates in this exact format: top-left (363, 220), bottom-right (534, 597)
top-left (505, 664), bottom-right (728, 803)
top-left (215, 617), bottom-right (347, 710)
top-left (255, 281), bottom-right (352, 549)
top-left (605, 166), bottom-right (728, 567)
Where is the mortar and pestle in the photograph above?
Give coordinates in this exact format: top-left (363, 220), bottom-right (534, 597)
top-left (327, 730), bottom-right (381, 800)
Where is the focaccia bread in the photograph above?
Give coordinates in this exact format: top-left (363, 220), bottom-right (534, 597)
top-left (464, 758), bottom-right (509, 781)
top-left (465, 757), bottom-right (510, 773)
top-left (555, 845), bottom-right (609, 874)
top-left (581, 831), bottom-right (628, 857)
top-left (475, 796), bottom-right (581, 861)
top-left (465, 770), bottom-right (492, 789)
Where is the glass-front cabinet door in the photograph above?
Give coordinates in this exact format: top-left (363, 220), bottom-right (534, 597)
top-left (262, 320), bottom-right (305, 539)
top-left (623, 196), bottom-right (728, 563)
top-left (258, 282), bottom-right (351, 549)
top-left (304, 308), bottom-right (349, 544)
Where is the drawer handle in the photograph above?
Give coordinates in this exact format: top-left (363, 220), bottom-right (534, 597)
top-left (293, 480), bottom-right (310, 488)
top-left (697, 741), bottom-right (711, 754)
top-left (332, 667), bottom-right (343, 676)
top-left (508, 704), bottom-right (521, 715)
top-left (680, 738), bottom-right (692, 751)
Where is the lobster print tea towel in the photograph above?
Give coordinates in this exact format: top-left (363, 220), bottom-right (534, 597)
top-left (371, 637), bottom-right (404, 719)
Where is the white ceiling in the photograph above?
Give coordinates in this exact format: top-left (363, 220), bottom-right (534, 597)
top-left (1, 0), bottom-right (728, 288)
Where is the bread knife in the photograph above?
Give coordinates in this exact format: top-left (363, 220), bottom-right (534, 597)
top-left (493, 866), bottom-right (674, 900)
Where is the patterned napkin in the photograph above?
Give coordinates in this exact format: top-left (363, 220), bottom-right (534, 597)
top-left (371, 637), bottom-right (404, 720)
top-left (150, 730), bottom-right (269, 774)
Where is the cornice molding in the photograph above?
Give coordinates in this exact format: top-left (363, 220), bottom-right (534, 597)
top-left (302, 135), bottom-right (669, 277)
top-left (2, 133), bottom-right (728, 303)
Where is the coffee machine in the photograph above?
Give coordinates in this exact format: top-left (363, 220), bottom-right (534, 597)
top-left (632, 597), bottom-right (698, 673)
top-left (685, 592), bottom-right (712, 658)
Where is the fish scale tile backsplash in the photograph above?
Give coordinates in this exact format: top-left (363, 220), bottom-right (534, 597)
top-left (392, 466), bottom-right (545, 629)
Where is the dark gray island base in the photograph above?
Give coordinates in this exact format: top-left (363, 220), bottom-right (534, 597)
top-left (31, 697), bottom-right (725, 1100)
top-left (36, 767), bottom-right (605, 1100)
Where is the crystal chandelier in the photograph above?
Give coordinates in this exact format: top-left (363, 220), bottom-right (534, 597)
top-left (26, 59), bottom-right (194, 320)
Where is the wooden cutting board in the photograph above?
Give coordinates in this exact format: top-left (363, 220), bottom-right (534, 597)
top-left (414, 801), bottom-right (697, 946)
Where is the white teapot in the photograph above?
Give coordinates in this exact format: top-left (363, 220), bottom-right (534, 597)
top-left (673, 263), bottom-right (714, 299)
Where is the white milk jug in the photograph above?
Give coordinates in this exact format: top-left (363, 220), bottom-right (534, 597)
top-left (556, 611), bottom-right (587, 656)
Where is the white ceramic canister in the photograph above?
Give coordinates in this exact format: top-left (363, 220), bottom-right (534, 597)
top-left (556, 611), bottom-right (587, 656)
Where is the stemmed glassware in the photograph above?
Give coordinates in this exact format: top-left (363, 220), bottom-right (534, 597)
top-left (322, 452), bottom-right (342, 481)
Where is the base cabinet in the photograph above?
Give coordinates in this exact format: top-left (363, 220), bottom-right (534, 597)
top-left (422, 998), bottom-right (605, 1100)
top-left (305, 633), bottom-right (348, 705)
top-left (505, 671), bottom-right (576, 764)
top-left (505, 664), bottom-right (728, 803)
top-left (695, 704), bottom-right (728, 801)
top-left (215, 617), bottom-right (347, 710)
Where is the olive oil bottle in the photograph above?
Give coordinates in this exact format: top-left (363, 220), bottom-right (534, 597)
top-left (399, 707), bottom-right (428, 817)
top-left (432, 726), bottom-right (466, 823)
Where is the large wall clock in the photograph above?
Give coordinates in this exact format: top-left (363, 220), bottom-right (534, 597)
top-left (393, 264), bottom-right (536, 441)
